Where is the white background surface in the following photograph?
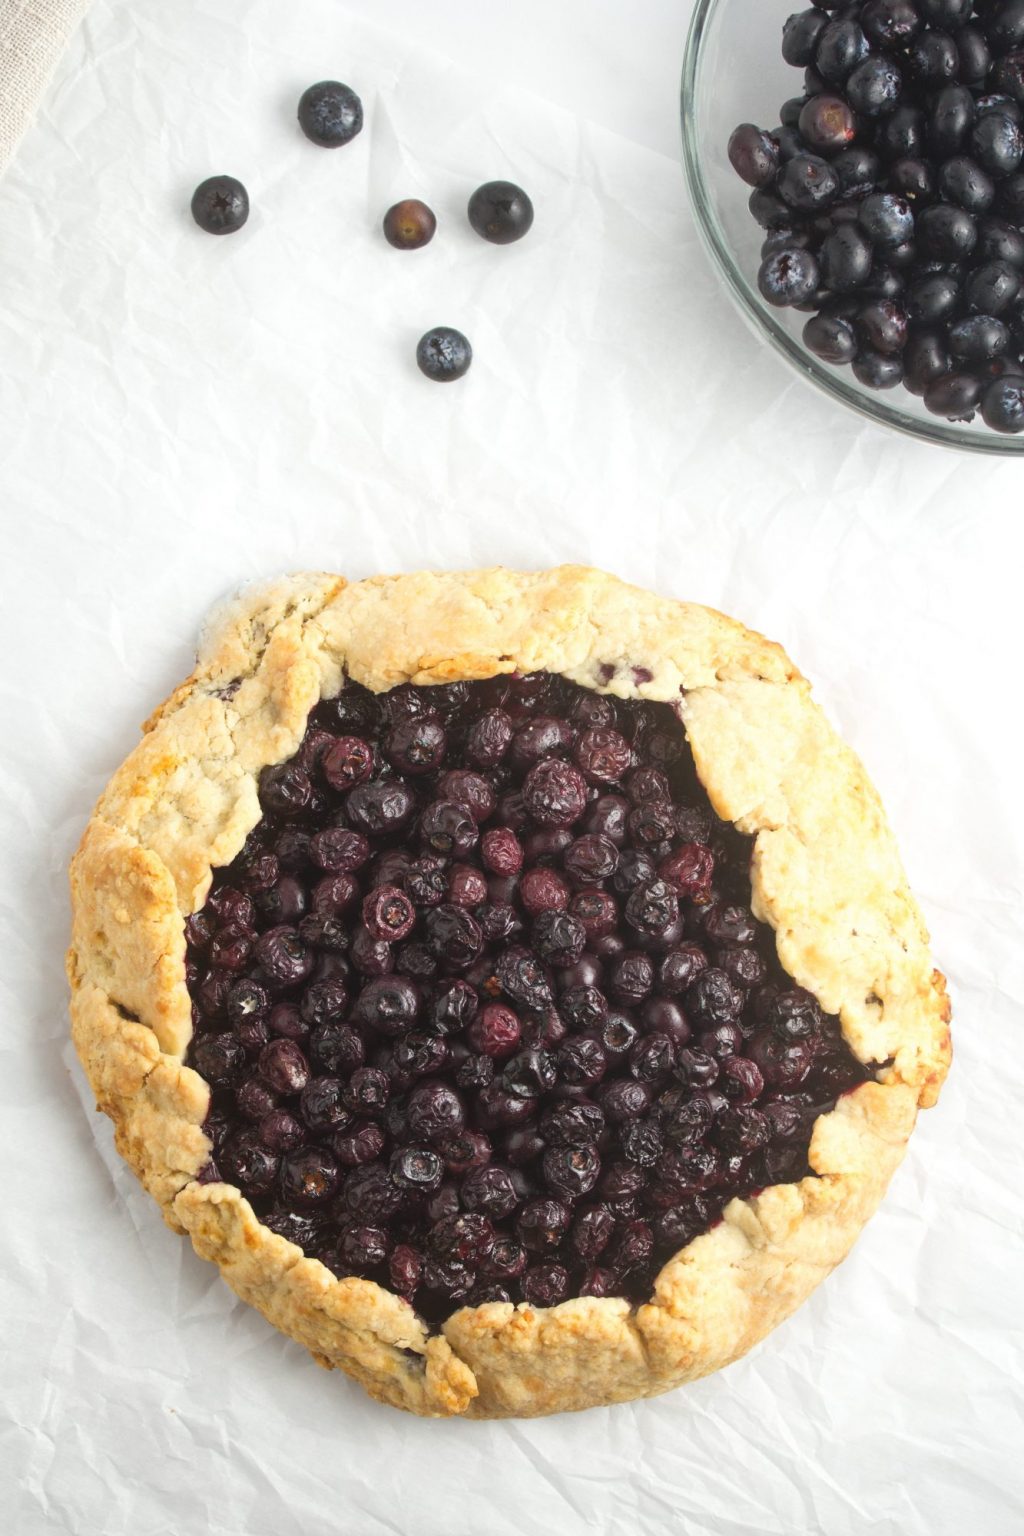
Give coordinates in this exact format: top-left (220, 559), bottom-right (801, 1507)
top-left (2, 1), bottom-right (1023, 1532)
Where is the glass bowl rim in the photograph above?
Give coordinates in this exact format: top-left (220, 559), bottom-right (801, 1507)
top-left (680, 0), bottom-right (1024, 457)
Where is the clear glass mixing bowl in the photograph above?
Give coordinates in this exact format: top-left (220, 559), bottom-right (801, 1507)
top-left (681, 0), bottom-right (1024, 454)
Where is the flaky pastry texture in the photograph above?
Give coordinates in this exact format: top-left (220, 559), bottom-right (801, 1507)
top-left (68, 567), bottom-right (950, 1418)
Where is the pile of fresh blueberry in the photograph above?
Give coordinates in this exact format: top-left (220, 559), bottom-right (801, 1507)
top-left (729, 1), bottom-right (1024, 434)
top-left (190, 80), bottom-right (534, 382)
top-left (185, 671), bottom-right (870, 1323)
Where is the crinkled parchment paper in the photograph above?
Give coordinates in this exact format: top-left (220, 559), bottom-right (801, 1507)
top-left (1, 1), bottom-right (1022, 1532)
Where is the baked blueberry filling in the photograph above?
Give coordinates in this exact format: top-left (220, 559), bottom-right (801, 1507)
top-left (185, 672), bottom-right (871, 1324)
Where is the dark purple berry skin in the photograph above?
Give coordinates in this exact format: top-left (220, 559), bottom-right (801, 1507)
top-left (186, 675), bottom-right (868, 1321)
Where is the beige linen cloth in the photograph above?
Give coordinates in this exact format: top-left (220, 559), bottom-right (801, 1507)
top-left (0, 0), bottom-right (89, 174)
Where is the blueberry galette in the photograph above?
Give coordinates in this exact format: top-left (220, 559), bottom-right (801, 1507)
top-left (68, 567), bottom-right (950, 1417)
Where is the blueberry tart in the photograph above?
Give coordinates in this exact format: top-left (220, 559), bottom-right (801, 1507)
top-left (68, 567), bottom-right (950, 1418)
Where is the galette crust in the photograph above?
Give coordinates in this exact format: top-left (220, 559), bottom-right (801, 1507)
top-left (67, 566), bottom-right (951, 1418)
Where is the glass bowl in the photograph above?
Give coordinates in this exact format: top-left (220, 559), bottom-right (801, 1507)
top-left (680, 0), bottom-right (1024, 455)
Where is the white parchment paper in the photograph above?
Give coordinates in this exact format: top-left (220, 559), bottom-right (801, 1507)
top-left (2, 2), bottom-right (1023, 1533)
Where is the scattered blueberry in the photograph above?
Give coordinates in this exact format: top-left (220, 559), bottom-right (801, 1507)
top-left (191, 175), bottom-right (249, 236)
top-left (416, 327), bottom-right (473, 383)
top-left (467, 180), bottom-right (534, 244)
top-left (298, 81), bottom-right (363, 148)
top-left (383, 199), bottom-right (437, 250)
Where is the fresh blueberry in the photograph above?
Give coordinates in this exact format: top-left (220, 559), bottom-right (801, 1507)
top-left (467, 180), bottom-right (534, 244)
top-left (949, 313), bottom-right (1011, 361)
top-left (984, 1), bottom-right (1024, 53)
top-left (917, 203), bottom-right (978, 260)
top-left (939, 156), bottom-right (995, 213)
top-left (981, 375), bottom-right (1024, 431)
top-left (416, 327), bottom-right (473, 382)
top-left (903, 330), bottom-right (952, 395)
top-left (966, 259), bottom-right (1021, 314)
top-left (777, 154), bottom-right (841, 211)
top-left (972, 112), bottom-right (1024, 177)
top-left (852, 349), bottom-right (904, 389)
top-left (908, 29), bottom-right (960, 88)
top-left (298, 81), bottom-right (363, 147)
top-left (832, 144), bottom-right (881, 196)
top-left (862, 0), bottom-right (922, 50)
top-left (815, 19), bottom-right (870, 84)
top-left (929, 86), bottom-right (977, 158)
top-left (798, 94), bottom-right (857, 152)
top-left (819, 224), bottom-right (873, 290)
top-left (727, 124), bottom-right (781, 187)
top-left (957, 24), bottom-right (993, 89)
top-left (924, 370), bottom-right (985, 418)
top-left (875, 104), bottom-right (926, 161)
top-left (847, 55), bottom-right (903, 117)
top-left (858, 192), bottom-right (915, 247)
top-left (191, 175), bottom-right (249, 236)
top-left (383, 199), bottom-right (437, 249)
top-left (782, 9), bottom-right (829, 67)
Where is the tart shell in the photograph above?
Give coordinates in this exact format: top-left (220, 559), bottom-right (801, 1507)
top-left (67, 567), bottom-right (951, 1418)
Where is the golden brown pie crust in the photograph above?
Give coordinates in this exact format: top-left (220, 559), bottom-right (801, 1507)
top-left (67, 566), bottom-right (951, 1418)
